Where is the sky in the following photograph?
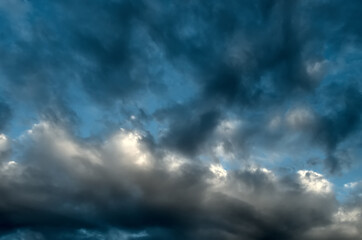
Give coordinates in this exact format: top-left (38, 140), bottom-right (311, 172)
top-left (0, 0), bottom-right (362, 239)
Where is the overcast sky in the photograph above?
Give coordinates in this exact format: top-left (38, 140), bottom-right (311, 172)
top-left (0, 0), bottom-right (362, 239)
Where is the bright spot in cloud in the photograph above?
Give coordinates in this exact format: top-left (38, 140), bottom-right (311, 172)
top-left (334, 207), bottom-right (361, 223)
top-left (163, 152), bottom-right (187, 172)
top-left (108, 129), bottom-right (152, 167)
top-left (0, 134), bottom-right (9, 153)
top-left (210, 163), bottom-right (227, 182)
top-left (298, 170), bottom-right (332, 194)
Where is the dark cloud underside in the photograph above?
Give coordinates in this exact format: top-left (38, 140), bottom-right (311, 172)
top-left (0, 0), bottom-right (361, 239)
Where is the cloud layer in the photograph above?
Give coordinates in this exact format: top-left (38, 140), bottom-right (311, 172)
top-left (0, 122), bottom-right (360, 239)
top-left (0, 0), bottom-right (361, 239)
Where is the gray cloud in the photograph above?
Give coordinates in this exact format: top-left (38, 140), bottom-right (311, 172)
top-left (0, 122), bottom-right (360, 239)
top-left (0, 101), bottom-right (11, 131)
top-left (0, 0), bottom-right (362, 239)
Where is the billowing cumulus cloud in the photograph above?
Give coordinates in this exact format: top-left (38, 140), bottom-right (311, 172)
top-left (0, 122), bottom-right (360, 239)
top-left (0, 0), bottom-right (362, 239)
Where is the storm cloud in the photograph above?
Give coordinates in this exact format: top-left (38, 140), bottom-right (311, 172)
top-left (0, 0), bottom-right (362, 239)
top-left (0, 122), bottom-right (354, 240)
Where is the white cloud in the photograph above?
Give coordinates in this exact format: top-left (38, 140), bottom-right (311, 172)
top-left (105, 128), bottom-right (152, 168)
top-left (208, 163), bottom-right (228, 187)
top-left (334, 207), bottom-right (361, 223)
top-left (344, 180), bottom-right (362, 189)
top-left (163, 152), bottom-right (187, 172)
top-left (27, 122), bottom-right (101, 166)
top-left (210, 163), bottom-right (227, 178)
top-left (297, 170), bottom-right (332, 194)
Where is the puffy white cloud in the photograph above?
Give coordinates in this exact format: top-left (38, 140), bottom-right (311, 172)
top-left (297, 170), bottom-right (332, 194)
top-left (209, 163), bottom-right (227, 185)
top-left (104, 128), bottom-right (153, 167)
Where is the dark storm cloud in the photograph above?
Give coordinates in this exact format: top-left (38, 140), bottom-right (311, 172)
top-left (0, 0), bottom-right (361, 166)
top-left (142, 0), bottom-right (362, 169)
top-left (0, 101), bottom-right (11, 131)
top-left (145, 0), bottom-right (319, 104)
top-left (159, 109), bottom-right (221, 156)
top-left (0, 123), bottom-right (351, 240)
top-left (0, 0), bottom-right (362, 239)
top-left (313, 85), bottom-right (362, 173)
top-left (0, 0), bottom-right (164, 126)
